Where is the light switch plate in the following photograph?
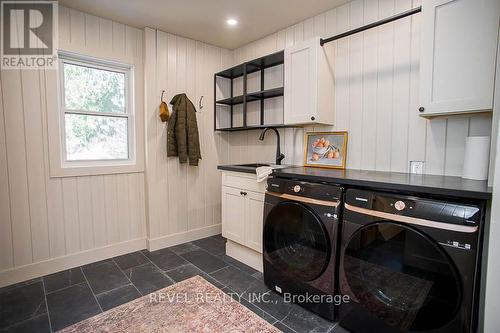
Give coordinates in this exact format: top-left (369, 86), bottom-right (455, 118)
top-left (410, 161), bottom-right (424, 174)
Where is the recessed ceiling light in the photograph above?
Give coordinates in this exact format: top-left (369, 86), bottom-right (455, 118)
top-left (226, 18), bottom-right (238, 26)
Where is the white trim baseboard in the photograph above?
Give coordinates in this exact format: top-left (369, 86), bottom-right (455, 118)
top-left (0, 225), bottom-right (222, 288)
top-left (147, 224), bottom-right (222, 251)
top-left (0, 238), bottom-right (147, 288)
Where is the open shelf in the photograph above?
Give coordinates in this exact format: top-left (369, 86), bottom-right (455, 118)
top-left (247, 87), bottom-right (284, 101)
top-left (216, 87), bottom-right (284, 106)
top-left (215, 51), bottom-right (284, 79)
top-left (214, 50), bottom-right (292, 132)
top-left (216, 94), bottom-right (245, 106)
top-left (246, 51), bottom-right (285, 72)
top-left (215, 66), bottom-right (246, 80)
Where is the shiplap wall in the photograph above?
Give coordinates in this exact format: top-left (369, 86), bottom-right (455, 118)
top-left (0, 0), bottom-right (495, 287)
top-left (0, 6), bottom-right (146, 286)
top-left (143, 29), bottom-right (232, 249)
top-left (229, 0), bottom-right (493, 176)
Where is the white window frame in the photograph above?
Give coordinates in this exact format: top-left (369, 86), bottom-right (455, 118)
top-left (56, 51), bottom-right (138, 173)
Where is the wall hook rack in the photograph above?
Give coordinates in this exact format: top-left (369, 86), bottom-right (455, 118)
top-left (199, 96), bottom-right (204, 111)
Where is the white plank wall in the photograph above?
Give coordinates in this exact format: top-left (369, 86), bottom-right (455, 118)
top-left (231, 0), bottom-right (492, 176)
top-left (0, 0), bottom-right (495, 287)
top-left (143, 29), bottom-right (231, 249)
top-left (0, 7), bottom-right (146, 284)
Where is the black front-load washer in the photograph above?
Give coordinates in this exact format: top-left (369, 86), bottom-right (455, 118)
top-left (338, 189), bottom-right (484, 333)
top-left (263, 177), bottom-right (342, 321)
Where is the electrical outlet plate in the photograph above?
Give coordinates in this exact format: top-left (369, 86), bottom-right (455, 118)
top-left (410, 161), bottom-right (424, 174)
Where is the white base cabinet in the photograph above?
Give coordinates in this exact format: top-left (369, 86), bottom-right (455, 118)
top-left (226, 240), bottom-right (263, 272)
top-left (221, 171), bottom-right (265, 271)
top-left (419, 0), bottom-right (500, 117)
top-left (244, 190), bottom-right (265, 252)
top-left (221, 186), bottom-right (246, 245)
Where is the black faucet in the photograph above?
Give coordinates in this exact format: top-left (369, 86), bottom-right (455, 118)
top-left (259, 127), bottom-right (285, 165)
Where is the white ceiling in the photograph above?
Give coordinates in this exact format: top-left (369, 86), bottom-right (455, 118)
top-left (58, 0), bottom-right (348, 49)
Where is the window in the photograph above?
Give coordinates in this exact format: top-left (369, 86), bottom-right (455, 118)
top-left (59, 53), bottom-right (134, 166)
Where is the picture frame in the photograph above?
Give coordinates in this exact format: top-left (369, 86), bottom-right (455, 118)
top-left (303, 131), bottom-right (348, 169)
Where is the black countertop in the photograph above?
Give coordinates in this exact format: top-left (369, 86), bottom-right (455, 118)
top-left (217, 164), bottom-right (296, 174)
top-left (218, 164), bottom-right (260, 174)
top-left (218, 164), bottom-right (492, 200)
top-left (272, 167), bottom-right (492, 200)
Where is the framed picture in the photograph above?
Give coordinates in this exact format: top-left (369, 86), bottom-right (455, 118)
top-left (303, 131), bottom-right (348, 169)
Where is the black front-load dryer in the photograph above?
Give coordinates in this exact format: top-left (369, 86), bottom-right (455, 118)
top-left (338, 189), bottom-right (484, 333)
top-left (263, 177), bottom-right (342, 321)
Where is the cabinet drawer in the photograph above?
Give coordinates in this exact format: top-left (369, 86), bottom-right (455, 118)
top-left (222, 172), bottom-right (266, 193)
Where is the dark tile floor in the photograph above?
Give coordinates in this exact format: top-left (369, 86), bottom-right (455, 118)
top-left (0, 235), bottom-right (343, 333)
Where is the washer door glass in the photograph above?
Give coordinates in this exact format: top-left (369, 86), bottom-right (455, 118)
top-left (341, 222), bottom-right (462, 331)
top-left (264, 201), bottom-right (330, 281)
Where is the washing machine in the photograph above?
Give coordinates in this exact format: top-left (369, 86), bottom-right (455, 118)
top-left (262, 177), bottom-right (343, 321)
top-left (338, 188), bottom-right (484, 333)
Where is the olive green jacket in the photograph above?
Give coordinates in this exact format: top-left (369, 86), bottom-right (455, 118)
top-left (167, 94), bottom-right (201, 166)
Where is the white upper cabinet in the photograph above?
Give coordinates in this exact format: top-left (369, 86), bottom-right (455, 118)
top-left (419, 0), bottom-right (500, 117)
top-left (284, 37), bottom-right (335, 125)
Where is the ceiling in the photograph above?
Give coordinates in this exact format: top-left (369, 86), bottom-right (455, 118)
top-left (58, 0), bottom-right (348, 49)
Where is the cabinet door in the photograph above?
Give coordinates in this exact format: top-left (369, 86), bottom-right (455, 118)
top-left (284, 38), bottom-right (319, 124)
top-left (222, 186), bottom-right (246, 244)
top-left (244, 191), bottom-right (265, 253)
top-left (419, 0), bottom-right (499, 116)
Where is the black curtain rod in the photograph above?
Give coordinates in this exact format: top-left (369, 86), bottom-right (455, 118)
top-left (320, 6), bottom-right (422, 46)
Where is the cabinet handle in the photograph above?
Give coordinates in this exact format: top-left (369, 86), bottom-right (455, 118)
top-left (311, 116), bottom-right (315, 121)
top-left (418, 107), bottom-right (425, 112)
top-left (240, 191), bottom-right (247, 196)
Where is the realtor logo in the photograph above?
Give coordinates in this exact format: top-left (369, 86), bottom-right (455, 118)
top-left (1, 1), bottom-right (58, 69)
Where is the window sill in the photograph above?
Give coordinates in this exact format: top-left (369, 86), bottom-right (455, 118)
top-left (49, 162), bottom-right (144, 178)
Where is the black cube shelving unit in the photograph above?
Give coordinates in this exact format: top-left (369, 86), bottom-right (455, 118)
top-left (214, 50), bottom-right (294, 132)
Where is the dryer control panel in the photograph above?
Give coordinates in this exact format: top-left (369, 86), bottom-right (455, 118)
top-left (267, 178), bottom-right (342, 202)
top-left (346, 189), bottom-right (481, 226)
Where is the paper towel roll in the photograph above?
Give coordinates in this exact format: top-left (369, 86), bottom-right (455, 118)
top-left (462, 136), bottom-right (490, 180)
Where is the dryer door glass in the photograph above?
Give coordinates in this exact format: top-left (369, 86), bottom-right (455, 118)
top-left (264, 201), bottom-right (330, 282)
top-left (341, 222), bottom-right (461, 331)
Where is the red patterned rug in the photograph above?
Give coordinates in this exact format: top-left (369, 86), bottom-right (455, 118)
top-left (58, 275), bottom-right (280, 333)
